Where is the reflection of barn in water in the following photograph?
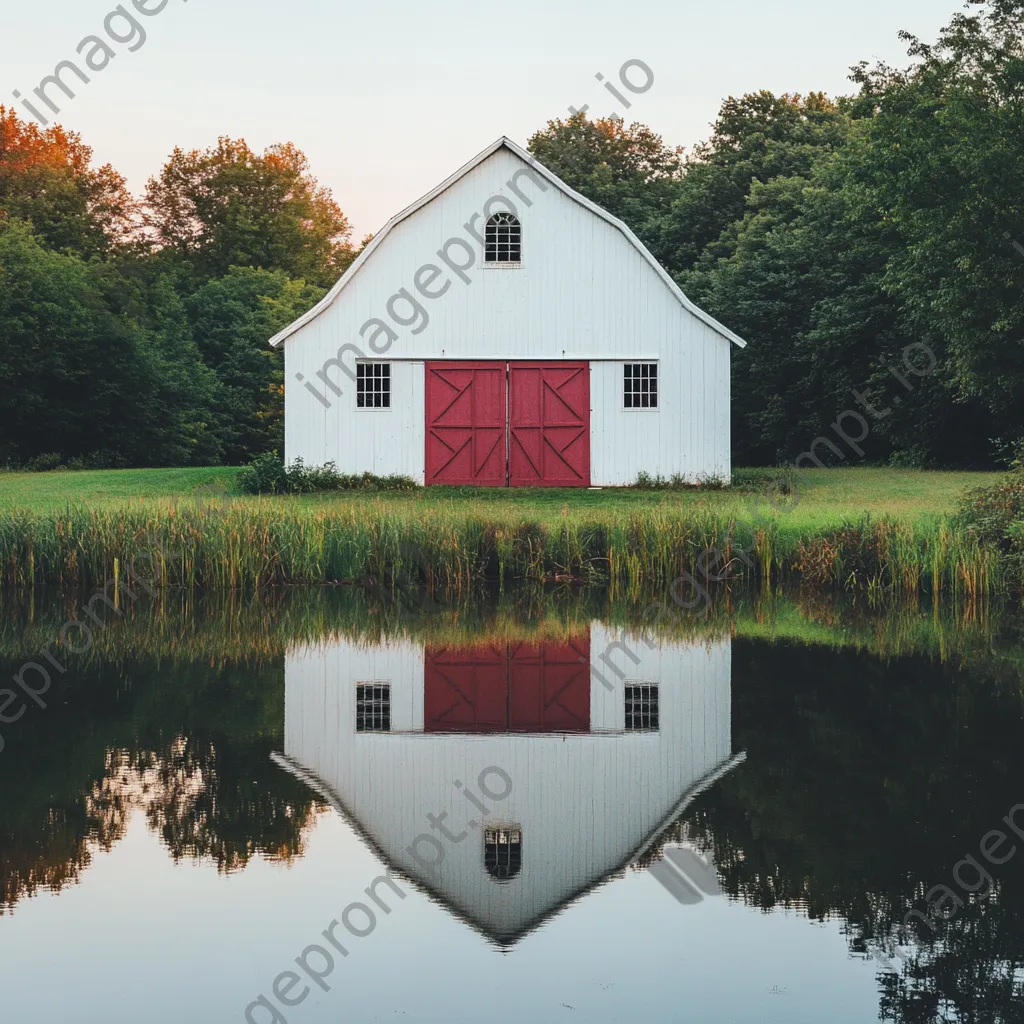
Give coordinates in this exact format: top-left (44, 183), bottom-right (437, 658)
top-left (274, 625), bottom-right (742, 946)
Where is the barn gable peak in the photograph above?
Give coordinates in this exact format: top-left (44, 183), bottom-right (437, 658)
top-left (268, 136), bottom-right (747, 350)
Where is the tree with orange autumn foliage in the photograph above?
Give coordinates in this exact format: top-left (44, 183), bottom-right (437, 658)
top-left (0, 105), bottom-right (137, 255)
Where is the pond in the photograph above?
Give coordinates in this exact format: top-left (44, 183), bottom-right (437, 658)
top-left (0, 586), bottom-right (1022, 1023)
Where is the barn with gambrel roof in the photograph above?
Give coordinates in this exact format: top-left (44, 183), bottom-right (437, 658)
top-left (270, 137), bottom-right (746, 487)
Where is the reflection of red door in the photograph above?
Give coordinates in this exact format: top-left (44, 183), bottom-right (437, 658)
top-left (423, 643), bottom-right (508, 732)
top-left (507, 639), bottom-right (591, 731)
top-left (424, 633), bottom-right (591, 733)
top-left (509, 363), bottom-right (590, 488)
top-left (424, 362), bottom-right (591, 487)
top-left (425, 363), bottom-right (506, 486)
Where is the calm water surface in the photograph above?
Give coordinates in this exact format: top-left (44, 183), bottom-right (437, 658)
top-left (1, 588), bottom-right (1023, 1023)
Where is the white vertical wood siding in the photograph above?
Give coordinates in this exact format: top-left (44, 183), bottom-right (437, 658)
top-left (281, 627), bottom-right (733, 942)
top-left (283, 147), bottom-right (732, 484)
top-left (590, 336), bottom-right (731, 485)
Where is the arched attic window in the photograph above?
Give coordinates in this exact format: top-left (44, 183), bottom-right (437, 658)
top-left (485, 212), bottom-right (522, 264)
top-left (485, 826), bottom-right (522, 882)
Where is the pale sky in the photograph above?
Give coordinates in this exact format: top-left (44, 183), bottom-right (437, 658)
top-left (3, 0), bottom-right (952, 239)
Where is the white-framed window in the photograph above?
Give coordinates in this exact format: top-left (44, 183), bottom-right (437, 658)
top-left (625, 683), bottom-right (659, 731)
top-left (624, 363), bottom-right (658, 409)
top-left (484, 213), bottom-right (522, 264)
top-left (484, 825), bottom-right (523, 882)
top-left (356, 683), bottom-right (391, 732)
top-left (357, 363), bottom-right (391, 408)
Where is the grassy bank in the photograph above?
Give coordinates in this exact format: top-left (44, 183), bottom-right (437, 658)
top-left (0, 465), bottom-right (999, 522)
top-left (0, 466), bottom-right (1008, 596)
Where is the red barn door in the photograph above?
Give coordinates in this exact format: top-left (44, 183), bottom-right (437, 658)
top-left (424, 632), bottom-right (592, 733)
top-left (424, 361), bottom-right (591, 487)
top-left (425, 362), bottom-right (506, 486)
top-left (507, 638), bottom-right (591, 732)
top-left (509, 362), bottom-right (590, 487)
top-left (424, 643), bottom-right (508, 733)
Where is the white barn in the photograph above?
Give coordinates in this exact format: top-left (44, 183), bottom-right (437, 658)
top-left (270, 137), bottom-right (746, 487)
top-left (273, 627), bottom-right (744, 945)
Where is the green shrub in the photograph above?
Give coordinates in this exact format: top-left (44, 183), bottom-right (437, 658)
top-left (22, 453), bottom-right (65, 472)
top-left (888, 445), bottom-right (934, 469)
top-left (20, 451), bottom-right (122, 472)
top-left (238, 451), bottom-right (289, 494)
top-left (954, 471), bottom-right (1024, 547)
top-left (696, 473), bottom-right (728, 490)
top-left (993, 437), bottom-right (1024, 471)
top-left (631, 472), bottom-right (729, 491)
top-left (953, 468), bottom-right (1024, 593)
top-left (285, 458), bottom-right (345, 493)
top-left (238, 453), bottom-right (420, 495)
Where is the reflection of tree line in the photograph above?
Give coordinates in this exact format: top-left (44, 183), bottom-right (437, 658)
top-left (0, 586), bottom-right (1019, 671)
top-left (0, 656), bottom-right (321, 914)
top-left (685, 638), bottom-right (1024, 1024)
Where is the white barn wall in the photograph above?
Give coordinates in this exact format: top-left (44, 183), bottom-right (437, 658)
top-left (285, 358), bottom-right (427, 481)
top-left (280, 628), bottom-right (734, 942)
top-left (282, 145), bottom-right (734, 484)
top-left (590, 331), bottom-right (731, 485)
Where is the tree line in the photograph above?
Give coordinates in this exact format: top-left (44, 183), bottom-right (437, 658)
top-left (533, 0), bottom-right (1024, 468)
top-left (0, 128), bottom-right (356, 468)
top-left (1, 0), bottom-right (1022, 470)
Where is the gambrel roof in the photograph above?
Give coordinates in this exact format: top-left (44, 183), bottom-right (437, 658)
top-left (268, 136), bottom-right (747, 349)
top-left (271, 750), bottom-right (747, 947)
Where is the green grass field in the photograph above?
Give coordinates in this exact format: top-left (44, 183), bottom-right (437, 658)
top-left (0, 465), bottom-right (1001, 528)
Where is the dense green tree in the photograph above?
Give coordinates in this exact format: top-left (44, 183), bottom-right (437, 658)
top-left (145, 138), bottom-right (355, 289)
top-left (655, 91), bottom-right (850, 274)
top-left (185, 267), bottom-right (325, 462)
top-left (683, 144), bottom-right (968, 466)
top-left (528, 113), bottom-right (683, 240)
top-left (845, 0), bottom-right (1024, 450)
top-left (0, 219), bottom-right (219, 466)
top-left (683, 173), bottom-right (834, 463)
top-left (0, 114), bottom-right (349, 467)
top-left (680, 2), bottom-right (1023, 467)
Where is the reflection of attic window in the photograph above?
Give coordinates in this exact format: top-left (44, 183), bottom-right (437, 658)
top-left (625, 684), bottom-right (659, 731)
top-left (485, 826), bottom-right (522, 882)
top-left (356, 683), bottom-right (391, 732)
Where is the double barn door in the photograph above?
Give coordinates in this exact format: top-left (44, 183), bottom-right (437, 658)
top-left (424, 637), bottom-right (592, 733)
top-left (425, 361), bottom-right (590, 487)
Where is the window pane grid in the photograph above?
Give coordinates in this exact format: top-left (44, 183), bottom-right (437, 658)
top-left (356, 683), bottom-right (391, 732)
top-left (625, 684), bottom-right (659, 731)
top-left (356, 363), bottom-right (391, 409)
top-left (485, 212), bottom-right (522, 263)
top-left (624, 363), bottom-right (658, 409)
top-left (485, 826), bottom-right (523, 882)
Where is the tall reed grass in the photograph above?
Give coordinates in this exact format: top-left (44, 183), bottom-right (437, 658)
top-left (0, 501), bottom-right (1010, 599)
